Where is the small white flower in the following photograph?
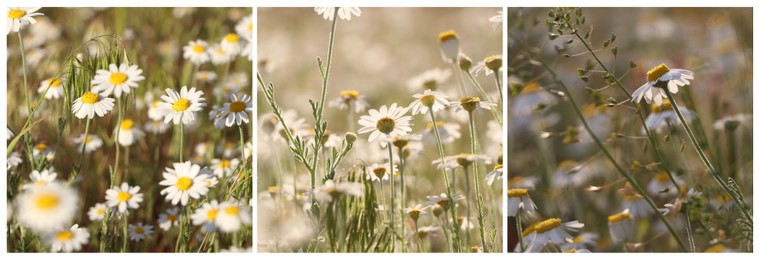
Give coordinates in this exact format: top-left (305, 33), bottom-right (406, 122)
top-left (191, 200), bottom-right (220, 232)
top-left (159, 161), bottom-right (210, 206)
top-left (216, 200), bottom-right (252, 233)
top-left (8, 151), bottom-right (23, 170)
top-left (632, 63), bottom-right (694, 105)
top-left (507, 188), bottom-right (536, 216)
top-left (421, 121), bottom-right (461, 144)
top-left (7, 8), bottom-right (43, 34)
top-left (366, 163), bottom-right (396, 182)
top-left (87, 203), bottom-right (107, 221)
top-left (114, 119), bottom-right (144, 147)
top-left (315, 180), bottom-right (364, 202)
top-left (358, 104), bottom-right (413, 147)
top-left (105, 182), bottom-right (143, 213)
top-left (182, 40), bottom-right (210, 65)
top-left (209, 44), bottom-right (233, 65)
top-left (212, 94), bottom-right (253, 128)
top-left (328, 90), bottom-right (370, 113)
top-left (235, 15), bottom-right (253, 42)
top-left (220, 33), bottom-right (243, 56)
top-left (72, 92), bottom-right (115, 119)
top-left (16, 182), bottom-right (79, 232)
top-left (144, 120), bottom-right (170, 134)
top-left (91, 63), bottom-right (145, 98)
top-left (210, 158), bottom-right (240, 178)
top-left (642, 99), bottom-right (696, 134)
top-left (45, 224), bottom-right (89, 252)
top-left (158, 207), bottom-right (180, 231)
top-left (73, 133), bottom-right (103, 153)
top-left (37, 77), bottom-right (65, 99)
top-left (714, 114), bottom-right (752, 131)
top-left (486, 164), bottom-right (503, 185)
top-left (524, 218), bottom-right (584, 252)
top-left (438, 30), bottom-right (460, 63)
top-left (196, 71), bottom-right (217, 82)
top-left (409, 89), bottom-right (450, 115)
top-left (608, 209), bottom-right (634, 244)
top-left (22, 168), bottom-right (57, 190)
top-left (128, 223), bottom-right (154, 241)
top-left (406, 68), bottom-right (451, 91)
top-left (314, 7), bottom-right (361, 21)
top-left (157, 86), bottom-right (206, 125)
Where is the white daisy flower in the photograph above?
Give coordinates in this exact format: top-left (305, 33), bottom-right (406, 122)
top-left (421, 121), bottom-right (461, 144)
top-left (210, 158), bottom-right (240, 178)
top-left (7, 7), bottom-right (43, 34)
top-left (22, 168), bottom-right (57, 190)
top-left (105, 182), bottom-right (143, 213)
top-left (157, 86), bottom-right (206, 125)
top-left (713, 113), bottom-right (752, 131)
top-left (128, 223), bottom-right (154, 241)
top-left (486, 164), bottom-right (503, 186)
top-left (314, 7), bottom-right (361, 21)
top-left (91, 63), bottom-right (145, 98)
top-left (618, 183), bottom-right (655, 218)
top-left (242, 43), bottom-right (253, 61)
top-left (406, 68), bottom-right (451, 91)
top-left (8, 151), bottom-right (23, 170)
top-left (438, 30), bottom-right (460, 63)
top-left (608, 209), bottom-right (634, 244)
top-left (220, 33), bottom-right (243, 56)
top-left (214, 94), bottom-right (253, 128)
top-left (114, 118), bottom-right (144, 147)
top-left (15, 182), bottom-right (78, 232)
top-left (235, 15), bottom-right (253, 41)
top-left (191, 200), bottom-right (220, 231)
top-left (524, 218), bottom-right (584, 252)
top-left (450, 97), bottom-right (496, 113)
top-left (72, 92), bottom-right (115, 119)
top-left (87, 203), bottom-right (107, 221)
top-left (209, 44), bottom-right (232, 65)
top-left (409, 89), bottom-right (450, 115)
top-left (366, 163), bottom-right (396, 182)
top-left (45, 224), bottom-right (89, 252)
top-left (196, 71), bottom-right (217, 82)
top-left (73, 133), bottom-right (103, 154)
top-left (158, 207), bottom-right (180, 231)
top-left (32, 143), bottom-right (53, 160)
top-left (225, 72), bottom-right (249, 92)
top-left (37, 77), bottom-right (65, 99)
top-left (404, 204), bottom-right (430, 223)
top-left (642, 99), bottom-right (696, 134)
top-left (315, 180), bottom-right (364, 203)
top-left (632, 63), bottom-right (694, 105)
top-left (489, 11), bottom-right (503, 30)
top-left (216, 200), bottom-right (252, 233)
top-left (647, 171), bottom-right (681, 198)
top-left (507, 188), bottom-right (536, 216)
top-left (424, 193), bottom-right (465, 210)
top-left (358, 103), bottom-right (413, 147)
top-left (328, 90), bottom-right (370, 113)
top-left (182, 40), bottom-right (210, 65)
top-left (561, 233), bottom-right (599, 251)
top-left (159, 161), bottom-right (210, 206)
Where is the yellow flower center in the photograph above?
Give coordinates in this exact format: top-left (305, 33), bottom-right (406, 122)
top-left (225, 33), bottom-right (240, 43)
top-left (56, 231), bottom-right (74, 241)
top-left (534, 218), bottom-right (562, 233)
top-left (135, 227), bottom-right (144, 234)
top-left (459, 97), bottom-right (480, 112)
top-left (229, 101), bottom-right (246, 113)
top-left (81, 92), bottom-right (100, 104)
top-left (340, 90), bottom-right (359, 99)
top-left (268, 186), bottom-right (281, 193)
top-left (650, 99), bottom-right (673, 113)
top-left (521, 82), bottom-right (541, 94)
top-left (717, 193), bottom-right (732, 203)
top-left (35, 144), bottom-right (47, 151)
top-left (34, 180), bottom-right (47, 188)
top-left (608, 210), bottom-right (632, 223)
top-left (564, 248), bottom-right (578, 253)
top-left (705, 244), bottom-right (725, 252)
top-left (120, 119), bottom-right (134, 130)
top-left (192, 44), bottom-right (206, 53)
top-left (420, 94), bottom-right (437, 107)
top-left (572, 235), bottom-right (584, 244)
top-left (438, 30), bottom-right (458, 42)
top-left (248, 23), bottom-right (253, 32)
top-left (8, 9), bottom-right (25, 19)
top-left (375, 117), bottom-right (396, 135)
top-left (647, 63), bottom-right (671, 82)
top-left (117, 191), bottom-right (132, 202)
top-left (494, 164), bottom-right (503, 170)
top-left (152, 100), bottom-right (160, 108)
top-left (168, 215), bottom-right (177, 222)
top-left (219, 160), bottom-right (231, 169)
top-left (35, 193), bottom-right (60, 210)
top-left (408, 209), bottom-right (421, 221)
top-left (176, 177), bottom-right (193, 191)
top-left (426, 121), bottom-right (445, 129)
top-left (455, 153), bottom-right (474, 167)
top-left (173, 98), bottom-right (190, 111)
top-left (507, 188), bottom-right (528, 198)
top-left (484, 55), bottom-right (502, 71)
top-left (207, 209), bottom-right (219, 220)
top-left (85, 137), bottom-right (93, 144)
top-left (109, 72), bottom-right (128, 85)
top-left (224, 206), bottom-right (240, 215)
top-left (96, 209), bottom-right (105, 215)
top-left (655, 171), bottom-right (670, 183)
top-left (49, 79), bottom-right (63, 88)
top-left (372, 167), bottom-right (387, 179)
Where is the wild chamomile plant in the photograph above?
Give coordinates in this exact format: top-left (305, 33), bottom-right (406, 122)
top-left (508, 7), bottom-right (752, 252)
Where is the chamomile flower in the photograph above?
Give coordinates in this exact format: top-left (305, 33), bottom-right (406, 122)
top-left (128, 223), bottom-right (154, 241)
top-left (438, 30), bottom-right (460, 63)
top-left (159, 161), bottom-right (211, 206)
top-left (157, 86), bottom-right (206, 125)
top-left (632, 63), bottom-right (694, 105)
top-left (409, 89), bottom-right (449, 115)
top-left (424, 193), bottom-right (465, 210)
top-left (314, 7), bottom-right (361, 21)
top-left (404, 204), bottom-right (429, 223)
top-left (235, 15), bottom-right (253, 41)
top-left (72, 92), bottom-right (115, 119)
top-left (8, 151), bottom-right (23, 170)
top-left (647, 171), bottom-right (681, 198)
top-left (73, 133), bottom-right (103, 153)
top-left (196, 71), bottom-right (218, 82)
top-left (507, 188), bottom-right (536, 216)
top-left (525, 218), bottom-right (584, 252)
top-left (643, 99), bottom-right (696, 134)
top-left (608, 209), bottom-right (634, 244)
top-left (115, 119), bottom-right (144, 147)
top-left (472, 55), bottom-right (503, 76)
top-left (45, 224), bottom-right (89, 252)
top-left (220, 33), bottom-right (243, 56)
top-left (214, 94), bottom-right (253, 127)
top-left (158, 207), bottom-right (180, 231)
top-left (421, 121), bottom-right (461, 144)
top-left (489, 11), bottom-right (503, 30)
top-left (209, 44), bottom-right (233, 65)
top-left (366, 163), bottom-right (397, 182)
top-left (358, 104), bottom-right (413, 146)
top-left (450, 97), bottom-right (496, 113)
top-left (328, 90), bottom-right (370, 113)
top-left (105, 182), bottom-right (143, 213)
top-left (87, 203), bottom-right (107, 221)
top-left (210, 158), bottom-right (240, 178)
top-left (433, 153), bottom-right (489, 169)
top-left (16, 182), bottom-right (78, 232)
top-left (191, 200), bottom-right (220, 231)
top-left (406, 68), bottom-right (451, 91)
top-left (315, 180), bottom-right (364, 202)
top-left (561, 233), bottom-right (599, 251)
top-left (22, 168), bottom-right (57, 190)
top-left (486, 164), bottom-right (503, 185)
top-left (618, 182), bottom-right (655, 217)
top-left (714, 113), bottom-right (752, 130)
top-left (91, 63), bottom-right (145, 98)
top-left (182, 40), bottom-right (210, 65)
top-left (7, 8), bottom-right (43, 34)
top-left (32, 143), bottom-right (53, 160)
top-left (216, 201), bottom-right (252, 233)
top-left (37, 77), bottom-right (65, 99)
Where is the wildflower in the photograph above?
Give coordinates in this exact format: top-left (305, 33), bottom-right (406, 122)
top-left (704, 244), bottom-right (737, 253)
top-left (450, 97), bottom-right (496, 113)
top-left (618, 182), bottom-right (654, 217)
top-left (114, 119), bottom-right (144, 147)
top-left (643, 99), bottom-right (696, 133)
top-left (647, 171), bottom-right (681, 198)
top-left (714, 113), bottom-right (752, 131)
top-left (507, 188), bottom-right (536, 216)
top-left (159, 161), bottom-right (211, 206)
top-left (73, 133), bottom-right (103, 153)
top-left (191, 200), bottom-right (220, 231)
top-left (216, 200), bottom-right (252, 233)
top-left (424, 193), bottom-right (465, 210)
top-left (210, 158), bottom-right (240, 178)
top-left (128, 223), bottom-right (154, 241)
top-left (525, 218), bottom-right (584, 252)
top-left (314, 7), bottom-right (361, 21)
top-left (366, 163), bottom-right (396, 182)
top-left (72, 92), bottom-right (115, 119)
top-left (608, 209), bottom-right (634, 244)
top-left (209, 44), bottom-right (233, 65)
top-left (220, 33), bottom-right (243, 56)
top-left (421, 121), bottom-right (461, 144)
top-left (105, 182), bottom-right (143, 213)
top-left (357, 103), bottom-right (413, 146)
top-left (409, 89), bottom-right (449, 115)
top-left (235, 15), bottom-right (253, 41)
top-left (473, 55), bottom-right (503, 76)
top-left (433, 153), bottom-right (489, 169)
top-left (328, 90), bottom-right (370, 113)
top-left (32, 143), bottom-right (53, 160)
top-left (87, 203), bottom-right (107, 221)
top-left (37, 77), bottom-right (65, 99)
top-left (22, 168), bottom-right (57, 190)
top-left (16, 182), bottom-right (78, 232)
top-left (7, 7), bottom-right (43, 34)
top-left (91, 63), bottom-right (145, 98)
top-left (8, 151), bottom-right (23, 170)
top-left (158, 207), bottom-right (180, 231)
top-left (157, 86), bottom-right (206, 125)
top-left (314, 180), bottom-right (364, 202)
top-left (196, 71), bottom-right (217, 82)
top-left (485, 164), bottom-right (503, 185)
top-left (631, 63), bottom-right (694, 105)
top-left (182, 40), bottom-right (210, 65)
top-left (406, 68), bottom-right (451, 91)
top-left (214, 94), bottom-right (253, 127)
top-left (489, 11), bottom-right (503, 30)
top-left (404, 204), bottom-right (429, 223)
top-left (45, 224), bottom-right (89, 252)
top-left (561, 233), bottom-right (599, 251)
top-left (415, 226), bottom-right (441, 240)
top-left (438, 30), bottom-right (460, 63)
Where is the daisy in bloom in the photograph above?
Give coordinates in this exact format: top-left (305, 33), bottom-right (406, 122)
top-left (406, 68), bottom-right (451, 91)
top-left (647, 171), bottom-right (681, 198)
top-left (32, 143), bottom-right (53, 160)
top-left (191, 200), bottom-right (220, 231)
top-left (37, 77), bottom-right (65, 99)
top-left (72, 92), bottom-right (115, 119)
top-left (421, 121), bottom-right (461, 144)
top-left (328, 90), bottom-right (370, 113)
top-left (159, 161), bottom-right (211, 206)
top-left (91, 63), bottom-right (145, 98)
top-left (486, 164), bottom-right (503, 185)
top-left (235, 15), bottom-right (253, 41)
top-left (642, 98), bottom-right (696, 134)
top-left (424, 193), bottom-right (465, 210)
top-left (507, 188), bottom-right (536, 216)
top-left (157, 86), bottom-right (206, 125)
top-left (220, 33), bottom-right (243, 56)
top-left (358, 103), bottom-right (413, 146)
top-left (314, 7), bottom-right (361, 21)
top-left (561, 233), bottom-right (599, 251)
top-left (366, 163), bottom-right (396, 182)
top-left (128, 223), bottom-right (154, 241)
top-left (16, 182), bottom-right (78, 232)
top-left (182, 40), bottom-right (210, 65)
top-left (87, 203), bottom-right (107, 221)
top-left (404, 204), bottom-right (429, 223)
top-left (22, 168), bottom-right (57, 190)
top-left (114, 118), bottom-right (144, 147)
top-left (158, 207), bottom-right (180, 231)
top-left (472, 55), bottom-right (503, 76)
top-left (489, 11), bottom-right (503, 30)
top-left (7, 8), bottom-right (43, 34)
top-left (8, 151), bottom-right (23, 170)
top-left (210, 158), bottom-right (240, 178)
top-left (618, 182), bottom-right (654, 217)
top-left (524, 218), bottom-right (584, 252)
top-left (242, 43), bottom-right (253, 61)
top-left (608, 209), bottom-right (634, 244)
top-left (45, 224), bottom-right (89, 252)
top-left (315, 180), bottom-right (364, 202)
top-left (216, 200), bottom-right (252, 233)
top-left (196, 71), bottom-right (217, 82)
top-left (209, 44), bottom-right (232, 65)
top-left (714, 113), bottom-right (752, 130)
top-left (105, 182), bottom-right (143, 213)
top-left (409, 89), bottom-right (449, 115)
top-left (438, 30), bottom-right (460, 63)
top-left (631, 63), bottom-right (694, 105)
top-left (450, 97), bottom-right (496, 113)
top-left (73, 133), bottom-right (103, 153)
top-left (215, 94), bottom-right (253, 127)
top-left (433, 153), bottom-right (489, 169)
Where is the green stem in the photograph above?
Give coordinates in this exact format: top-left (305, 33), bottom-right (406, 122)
top-left (17, 31), bottom-right (32, 117)
top-left (452, 63), bottom-right (468, 97)
top-left (398, 148), bottom-right (406, 252)
top-left (463, 70), bottom-right (502, 125)
top-left (467, 111), bottom-right (488, 252)
top-left (121, 214), bottom-right (128, 252)
top-left (239, 125), bottom-right (246, 163)
top-left (493, 71), bottom-right (503, 104)
top-left (114, 99), bottom-right (123, 183)
top-left (71, 118), bottom-right (91, 185)
top-left (683, 204), bottom-right (696, 252)
top-left (429, 110), bottom-right (461, 251)
top-left (386, 143), bottom-right (396, 251)
top-left (515, 209), bottom-right (525, 252)
top-left (179, 121), bottom-right (184, 161)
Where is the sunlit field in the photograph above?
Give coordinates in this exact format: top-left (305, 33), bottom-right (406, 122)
top-left (6, 7), bottom-right (253, 252)
top-left (257, 7), bottom-right (504, 252)
top-left (507, 7), bottom-right (752, 252)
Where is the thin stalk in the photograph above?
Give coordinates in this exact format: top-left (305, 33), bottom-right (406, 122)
top-left (114, 99), bottom-right (124, 183)
top-left (463, 71), bottom-right (502, 125)
top-left (515, 209), bottom-right (525, 252)
top-left (464, 166), bottom-right (472, 246)
top-left (452, 63), bottom-right (468, 97)
top-left (726, 128), bottom-right (737, 181)
top-left (179, 122), bottom-right (184, 161)
top-left (429, 110), bottom-right (461, 251)
top-left (386, 142), bottom-right (397, 251)
top-left (398, 150), bottom-right (406, 252)
top-left (493, 71), bottom-right (503, 104)
top-left (683, 204), bottom-right (696, 252)
top-left (17, 31), bottom-right (32, 117)
top-left (239, 125), bottom-right (246, 163)
top-left (121, 214), bottom-right (128, 252)
top-left (467, 111), bottom-right (488, 252)
top-left (71, 118), bottom-right (91, 185)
